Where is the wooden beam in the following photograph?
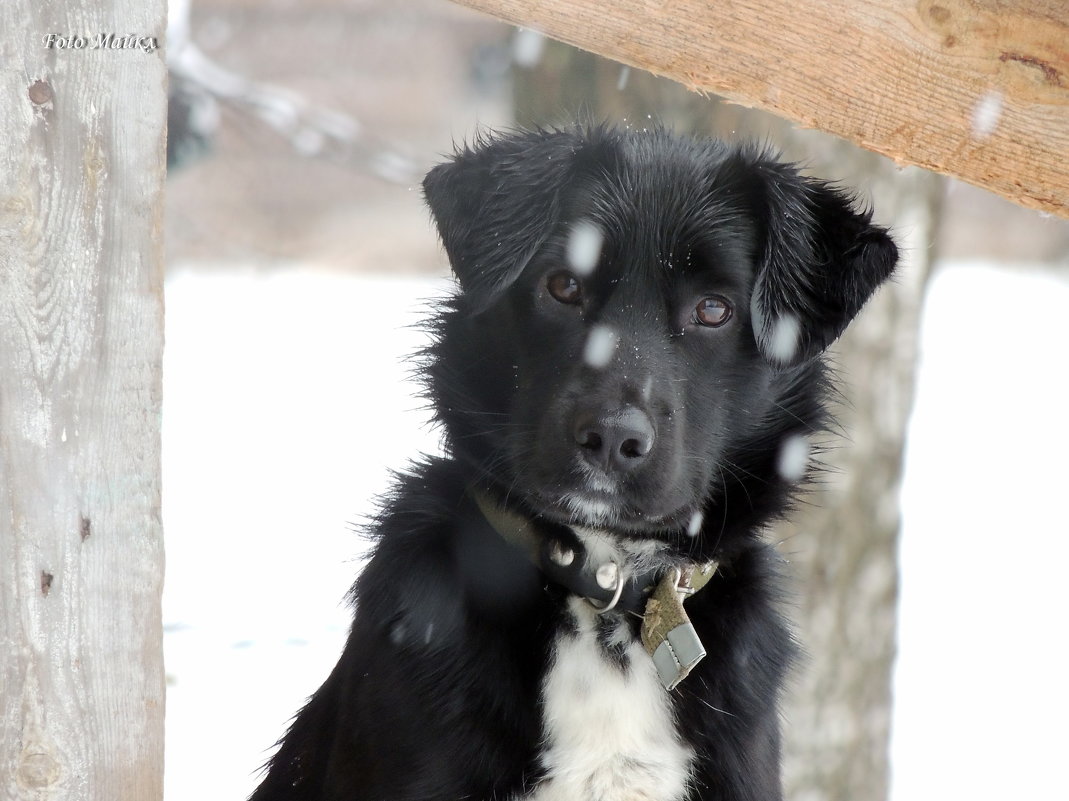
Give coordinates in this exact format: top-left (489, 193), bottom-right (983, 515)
top-left (0, 1), bottom-right (166, 799)
top-left (454, 0), bottom-right (1069, 218)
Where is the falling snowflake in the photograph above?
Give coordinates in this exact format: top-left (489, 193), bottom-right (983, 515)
top-left (566, 220), bottom-right (604, 277)
top-left (776, 434), bottom-right (810, 482)
top-left (768, 314), bottom-right (801, 364)
top-left (583, 324), bottom-right (618, 368)
top-left (512, 28), bottom-right (546, 68)
top-left (970, 91), bottom-right (1003, 140)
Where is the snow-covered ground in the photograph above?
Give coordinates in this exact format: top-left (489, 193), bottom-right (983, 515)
top-left (162, 262), bottom-right (1069, 800)
top-left (162, 269), bottom-right (447, 800)
top-left (892, 263), bottom-right (1069, 801)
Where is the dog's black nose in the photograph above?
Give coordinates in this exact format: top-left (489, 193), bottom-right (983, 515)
top-left (573, 407), bottom-right (655, 473)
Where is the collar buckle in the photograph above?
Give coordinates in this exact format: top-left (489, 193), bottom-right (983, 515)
top-left (585, 560), bottom-right (625, 614)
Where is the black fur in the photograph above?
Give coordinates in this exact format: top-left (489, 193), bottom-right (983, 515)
top-left (248, 126), bottom-right (897, 801)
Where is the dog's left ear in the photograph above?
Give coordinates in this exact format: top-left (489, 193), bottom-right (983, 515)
top-left (423, 129), bottom-right (587, 311)
top-left (726, 152), bottom-right (899, 366)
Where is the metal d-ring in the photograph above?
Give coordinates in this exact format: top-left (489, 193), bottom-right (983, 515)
top-left (587, 561), bottom-right (625, 614)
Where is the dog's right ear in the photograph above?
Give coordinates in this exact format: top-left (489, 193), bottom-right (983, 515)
top-left (423, 129), bottom-right (585, 311)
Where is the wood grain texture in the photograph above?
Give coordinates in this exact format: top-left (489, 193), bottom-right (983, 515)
top-left (455, 0), bottom-right (1069, 218)
top-left (0, 1), bottom-right (167, 799)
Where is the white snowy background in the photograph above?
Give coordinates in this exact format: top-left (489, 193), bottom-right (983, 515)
top-left (162, 261), bottom-right (1069, 800)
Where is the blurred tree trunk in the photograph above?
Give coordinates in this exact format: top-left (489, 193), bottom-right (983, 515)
top-left (514, 42), bottom-right (942, 801)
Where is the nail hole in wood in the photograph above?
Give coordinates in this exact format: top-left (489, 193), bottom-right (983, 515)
top-left (28, 80), bottom-right (53, 105)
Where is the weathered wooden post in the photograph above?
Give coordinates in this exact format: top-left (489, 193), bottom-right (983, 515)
top-left (0, 2), bottom-right (167, 799)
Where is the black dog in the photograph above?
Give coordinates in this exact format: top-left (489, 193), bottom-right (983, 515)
top-left (249, 126), bottom-right (897, 801)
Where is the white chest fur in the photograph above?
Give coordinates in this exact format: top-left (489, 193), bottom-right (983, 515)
top-left (520, 598), bottom-right (695, 801)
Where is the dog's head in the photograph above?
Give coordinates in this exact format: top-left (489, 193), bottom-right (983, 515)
top-left (423, 127), bottom-right (896, 549)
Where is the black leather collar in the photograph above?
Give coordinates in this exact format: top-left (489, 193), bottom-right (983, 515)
top-left (470, 488), bottom-right (719, 690)
top-left (471, 489), bottom-right (664, 616)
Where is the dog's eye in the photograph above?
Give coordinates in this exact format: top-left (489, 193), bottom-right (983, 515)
top-left (547, 272), bottom-right (583, 305)
top-left (694, 296), bottom-right (733, 327)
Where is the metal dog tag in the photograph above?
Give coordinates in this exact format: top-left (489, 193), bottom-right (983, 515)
top-left (641, 567), bottom-right (710, 690)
